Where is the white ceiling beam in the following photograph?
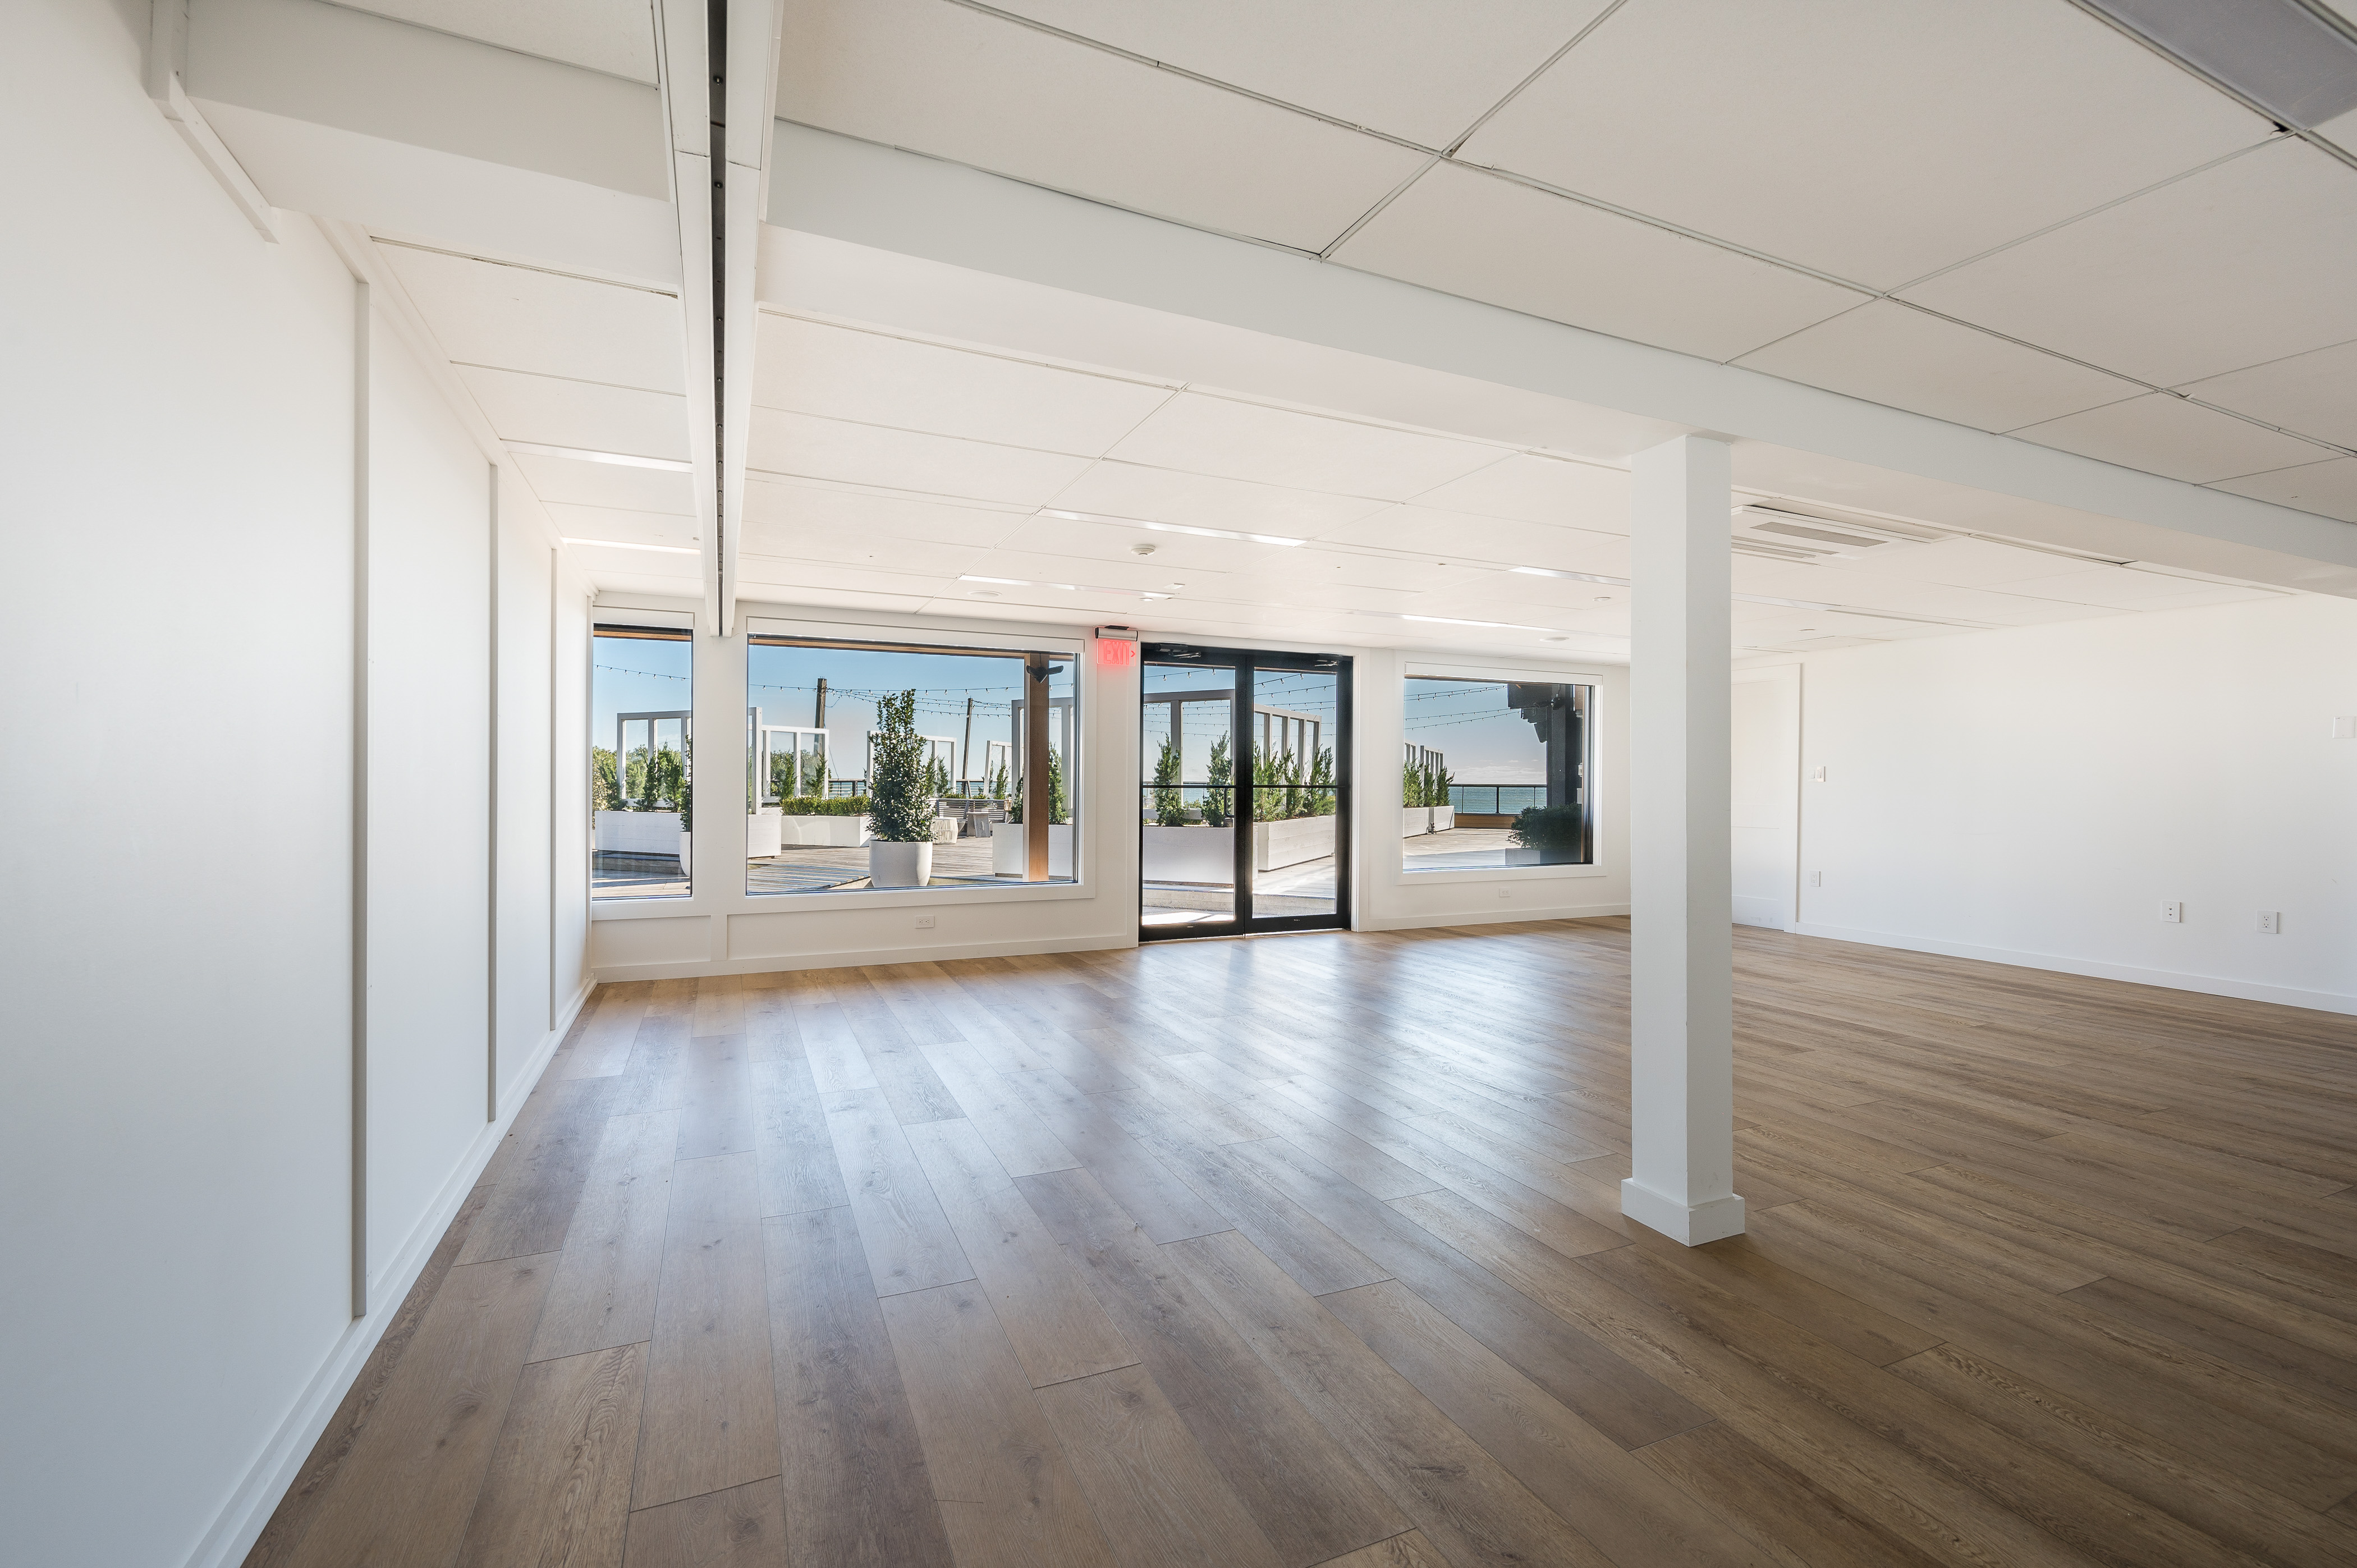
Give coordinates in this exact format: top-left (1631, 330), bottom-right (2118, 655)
top-left (146, 0), bottom-right (276, 239)
top-left (720, 0), bottom-right (785, 636)
top-left (655, 0), bottom-right (722, 635)
top-left (763, 123), bottom-right (2357, 599)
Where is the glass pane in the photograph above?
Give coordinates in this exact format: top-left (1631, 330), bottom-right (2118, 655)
top-left (1140, 661), bottom-right (1235, 928)
top-left (745, 641), bottom-right (1075, 894)
top-left (1249, 666), bottom-right (1339, 920)
top-left (593, 627), bottom-right (693, 900)
top-left (1402, 676), bottom-right (1592, 870)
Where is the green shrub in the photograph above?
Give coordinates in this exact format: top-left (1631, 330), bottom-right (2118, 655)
top-left (1202, 736), bottom-right (1231, 826)
top-left (1510, 804), bottom-right (1585, 861)
top-left (1151, 738), bottom-right (1187, 826)
top-left (867, 690), bottom-right (932, 842)
top-left (593, 746), bottom-right (620, 811)
top-left (779, 795), bottom-right (869, 817)
top-left (1308, 747), bottom-right (1336, 817)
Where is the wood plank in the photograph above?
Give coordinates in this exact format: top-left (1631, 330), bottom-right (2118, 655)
top-left (530, 1110), bottom-right (680, 1364)
top-left (916, 1036), bottom-right (1083, 1178)
top-left (621, 1478), bottom-right (785, 1567)
top-left (675, 1033), bottom-right (756, 1161)
top-left (1308, 1534), bottom-right (1453, 1568)
top-left (565, 983), bottom-right (653, 1079)
top-left (1034, 1364), bottom-right (1286, 1568)
top-left (631, 1152), bottom-right (781, 1510)
top-left (751, 1053), bottom-right (847, 1217)
top-left (764, 1207), bottom-right (957, 1568)
top-left (1633, 1420), bottom-right (1952, 1568)
top-left (453, 1344), bottom-right (642, 1568)
top-left (823, 1085), bottom-right (975, 1296)
top-left (903, 1117), bottom-right (1139, 1387)
top-left (1016, 1166), bottom-right (1408, 1568)
top-left (844, 998), bottom-right (967, 1124)
top-left (878, 1281), bottom-right (1118, 1568)
top-left (281, 1254), bottom-right (556, 1568)
top-left (1000, 1069), bottom-right (1232, 1243)
top-left (461, 1076), bottom-right (617, 1264)
top-left (1169, 1229), bottom-right (1620, 1568)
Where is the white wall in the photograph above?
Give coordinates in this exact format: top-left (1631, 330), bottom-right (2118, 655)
top-left (1777, 594), bottom-right (2357, 1013)
top-left (0, 9), bottom-right (589, 1564)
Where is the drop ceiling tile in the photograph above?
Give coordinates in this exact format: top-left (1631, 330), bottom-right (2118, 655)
top-left (457, 365), bottom-right (689, 460)
top-left (1734, 301), bottom-right (2144, 432)
top-left (739, 525), bottom-right (983, 580)
top-left (385, 245), bottom-right (684, 394)
top-left (1854, 536), bottom-right (2111, 589)
top-left (2320, 103), bottom-right (2357, 155)
top-left (1333, 162), bottom-right (1869, 363)
top-left (2210, 457), bottom-right (2357, 522)
top-left (752, 315), bottom-right (1173, 455)
top-left (985, 513), bottom-right (1253, 580)
top-left (777, 0), bottom-right (1430, 251)
top-left (1900, 140), bottom-right (2357, 387)
top-left (511, 451), bottom-right (696, 513)
top-left (740, 479), bottom-right (1031, 547)
top-left (748, 409), bottom-right (1094, 506)
top-left (1047, 461), bottom-right (1394, 535)
top-left (1455, 0), bottom-right (2266, 289)
top-left (980, 0), bottom-right (1609, 149)
top-left (2175, 337), bottom-right (2357, 449)
top-left (542, 503), bottom-right (696, 547)
top-left (2009, 394), bottom-right (2334, 484)
top-left (1313, 505), bottom-right (1633, 576)
top-left (1988, 565), bottom-right (2276, 609)
top-left (333, 0), bottom-right (657, 81)
top-left (1409, 453), bottom-right (1631, 530)
top-left (1103, 391), bottom-right (1505, 499)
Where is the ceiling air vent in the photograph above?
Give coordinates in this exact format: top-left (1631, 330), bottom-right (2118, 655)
top-left (1730, 505), bottom-right (1931, 561)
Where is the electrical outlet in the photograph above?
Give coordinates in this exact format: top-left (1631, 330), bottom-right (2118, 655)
top-left (2257, 911), bottom-right (2281, 934)
top-left (1808, 870), bottom-right (1822, 887)
top-left (2159, 902), bottom-right (2182, 924)
top-left (1497, 887), bottom-right (1511, 899)
top-left (1811, 765), bottom-right (1827, 782)
top-left (2334, 717), bottom-right (2356, 739)
top-left (914, 914), bottom-right (936, 929)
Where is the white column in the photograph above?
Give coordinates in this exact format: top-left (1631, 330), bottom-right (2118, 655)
top-left (1622, 435), bottom-right (1744, 1246)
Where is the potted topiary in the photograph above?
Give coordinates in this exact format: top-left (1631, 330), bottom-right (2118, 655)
top-left (866, 690), bottom-right (934, 888)
top-left (1508, 804), bottom-right (1585, 865)
top-left (1142, 736), bottom-right (1231, 882)
top-left (1401, 759), bottom-right (1431, 837)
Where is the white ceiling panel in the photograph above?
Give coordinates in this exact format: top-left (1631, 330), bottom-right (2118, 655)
top-left (1454, 0), bottom-right (2265, 290)
top-left (511, 451), bottom-right (696, 514)
top-left (457, 366), bottom-right (689, 460)
top-left (2320, 103), bottom-right (2357, 156)
top-left (336, 0), bottom-right (657, 82)
top-left (1312, 506), bottom-right (1632, 575)
top-left (776, 0), bottom-right (1430, 251)
top-left (1899, 140), bottom-right (2357, 387)
top-left (747, 409), bottom-right (1094, 506)
top-left (2009, 394), bottom-right (2335, 484)
top-left (1334, 162), bottom-right (1868, 363)
top-left (1735, 301), bottom-right (2143, 432)
top-left (1045, 461), bottom-right (1393, 535)
top-left (1103, 391), bottom-right (1505, 499)
top-left (738, 525), bottom-right (983, 581)
top-left (2210, 457), bottom-right (2357, 524)
top-left (1990, 567), bottom-right (2285, 611)
top-left (541, 503), bottom-right (696, 547)
top-left (385, 245), bottom-right (684, 394)
top-left (1407, 453), bottom-right (1631, 531)
top-left (1853, 537), bottom-right (2112, 589)
top-left (2175, 337), bottom-right (2357, 449)
top-left (751, 315), bottom-right (1175, 454)
top-left (979, 0), bottom-right (1608, 148)
top-left (740, 479), bottom-right (1031, 548)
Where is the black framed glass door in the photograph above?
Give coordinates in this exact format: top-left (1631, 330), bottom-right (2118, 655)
top-left (1140, 644), bottom-right (1351, 939)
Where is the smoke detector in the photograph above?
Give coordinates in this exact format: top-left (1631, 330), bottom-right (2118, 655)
top-left (1130, 542), bottom-right (1158, 557)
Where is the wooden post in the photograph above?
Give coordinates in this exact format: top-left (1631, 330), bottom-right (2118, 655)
top-left (1024, 653), bottom-right (1051, 881)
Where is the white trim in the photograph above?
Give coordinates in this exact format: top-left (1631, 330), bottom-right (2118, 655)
top-left (1362, 900), bottom-right (1629, 932)
top-left (595, 932), bottom-right (1134, 981)
top-left (1620, 1180), bottom-right (1746, 1246)
top-left (1789, 922), bottom-right (2357, 1017)
top-left (181, 978), bottom-right (593, 1568)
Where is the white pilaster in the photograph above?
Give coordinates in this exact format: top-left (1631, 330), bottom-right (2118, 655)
top-left (1622, 435), bottom-right (1744, 1246)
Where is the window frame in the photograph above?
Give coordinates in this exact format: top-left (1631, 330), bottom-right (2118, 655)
top-left (1393, 657), bottom-right (1611, 887)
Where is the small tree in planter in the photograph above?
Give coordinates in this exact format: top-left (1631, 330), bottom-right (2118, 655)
top-left (1202, 736), bottom-right (1231, 826)
top-left (1510, 804), bottom-right (1585, 864)
top-left (1151, 738), bottom-right (1187, 826)
top-left (867, 690), bottom-right (933, 887)
top-left (1049, 748), bottom-right (1070, 825)
top-left (1308, 747), bottom-right (1336, 816)
top-left (1402, 758), bottom-right (1424, 809)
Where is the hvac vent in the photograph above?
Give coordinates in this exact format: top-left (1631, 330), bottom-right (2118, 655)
top-left (1731, 505), bottom-right (1933, 561)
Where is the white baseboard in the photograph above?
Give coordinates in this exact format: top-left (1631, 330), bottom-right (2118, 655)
top-left (1364, 901), bottom-right (1629, 933)
top-left (183, 979), bottom-right (594, 1568)
top-left (593, 931), bottom-right (1139, 982)
top-left (1789, 921), bottom-right (2357, 1017)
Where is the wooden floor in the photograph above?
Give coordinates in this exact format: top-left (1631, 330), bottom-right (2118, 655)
top-left (245, 920), bottom-right (2357, 1568)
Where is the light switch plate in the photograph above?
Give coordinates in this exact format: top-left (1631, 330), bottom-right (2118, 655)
top-left (2257, 911), bottom-right (2281, 934)
top-left (2159, 902), bottom-right (2182, 923)
top-left (1808, 870), bottom-right (1822, 887)
top-left (2335, 717), bottom-right (2356, 740)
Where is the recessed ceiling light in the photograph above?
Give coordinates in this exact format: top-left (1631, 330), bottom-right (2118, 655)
top-left (560, 537), bottom-right (699, 554)
top-left (1512, 566), bottom-right (1629, 585)
top-left (1398, 613), bottom-right (1558, 632)
top-left (960, 575), bottom-right (1029, 585)
top-left (510, 441), bottom-right (694, 472)
top-left (1039, 508), bottom-right (1305, 547)
top-left (967, 590), bottom-right (1000, 598)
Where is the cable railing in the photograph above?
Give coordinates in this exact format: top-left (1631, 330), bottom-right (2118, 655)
top-left (1448, 785), bottom-right (1546, 814)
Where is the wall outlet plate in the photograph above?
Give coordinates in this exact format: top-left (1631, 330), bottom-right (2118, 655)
top-left (2334, 717), bottom-right (2355, 740)
top-left (1808, 870), bottom-right (1822, 887)
top-left (2257, 911), bottom-right (2281, 934)
top-left (2159, 901), bottom-right (2182, 923)
top-left (914, 914), bottom-right (936, 929)
top-left (1810, 765), bottom-right (1827, 782)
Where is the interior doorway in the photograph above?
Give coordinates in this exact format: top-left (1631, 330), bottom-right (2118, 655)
top-left (1139, 644), bottom-right (1352, 939)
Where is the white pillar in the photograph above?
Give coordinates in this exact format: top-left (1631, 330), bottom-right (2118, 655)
top-left (1622, 435), bottom-right (1744, 1246)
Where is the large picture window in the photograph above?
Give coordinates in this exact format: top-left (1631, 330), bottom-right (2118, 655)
top-left (591, 624), bottom-right (694, 900)
top-left (1402, 675), bottom-right (1593, 871)
top-left (746, 636), bottom-right (1076, 893)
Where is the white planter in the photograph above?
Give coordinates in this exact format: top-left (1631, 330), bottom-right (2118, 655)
top-left (869, 840), bottom-right (933, 888)
top-left (1141, 824), bottom-right (1233, 882)
top-left (677, 831), bottom-right (691, 875)
top-left (991, 822), bottom-right (1074, 877)
top-left (930, 817), bottom-right (960, 843)
top-left (748, 810), bottom-right (782, 858)
top-left (1429, 806), bottom-right (1455, 832)
top-left (1503, 846), bottom-right (1544, 865)
top-left (596, 809), bottom-right (682, 854)
top-left (1254, 814), bottom-right (1336, 871)
top-left (1401, 806), bottom-right (1432, 837)
top-left (778, 813), bottom-right (870, 847)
